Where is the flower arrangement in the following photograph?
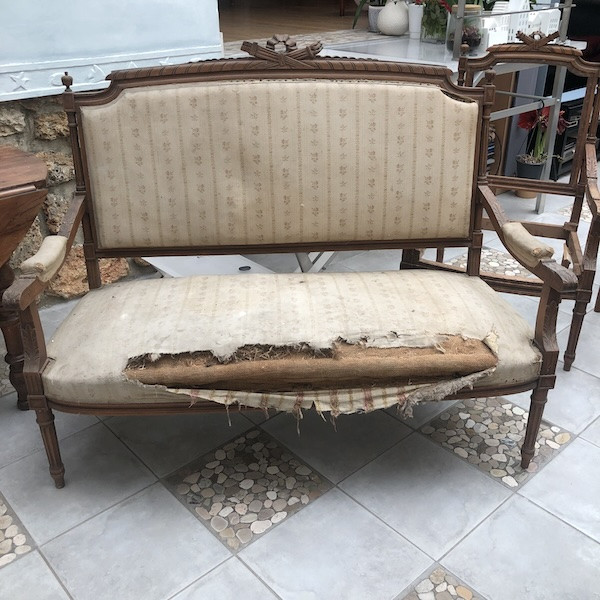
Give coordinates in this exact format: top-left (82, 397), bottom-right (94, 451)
top-left (517, 106), bottom-right (568, 164)
top-left (421, 0), bottom-right (453, 42)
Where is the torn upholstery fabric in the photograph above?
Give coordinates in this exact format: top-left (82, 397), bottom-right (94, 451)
top-left (42, 270), bottom-right (542, 413)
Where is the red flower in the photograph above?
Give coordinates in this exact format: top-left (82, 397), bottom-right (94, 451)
top-left (517, 109), bottom-right (540, 132)
top-left (518, 107), bottom-right (568, 134)
top-left (440, 0), bottom-right (452, 11)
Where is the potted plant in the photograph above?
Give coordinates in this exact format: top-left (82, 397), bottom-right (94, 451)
top-left (514, 106), bottom-right (568, 197)
top-left (353, 0), bottom-right (387, 32)
top-left (421, 0), bottom-right (453, 43)
top-left (516, 106), bottom-right (568, 179)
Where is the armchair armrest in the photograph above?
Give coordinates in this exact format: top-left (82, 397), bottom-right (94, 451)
top-left (2, 193), bottom-right (85, 311)
top-left (501, 222), bottom-right (554, 268)
top-left (20, 236), bottom-right (68, 282)
top-left (478, 184), bottom-right (578, 293)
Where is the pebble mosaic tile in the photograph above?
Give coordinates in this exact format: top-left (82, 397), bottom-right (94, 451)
top-left (167, 429), bottom-right (332, 551)
top-left (0, 493), bottom-right (33, 569)
top-left (420, 397), bottom-right (572, 488)
top-left (557, 202), bottom-right (592, 223)
top-left (446, 247), bottom-right (536, 279)
top-left (401, 567), bottom-right (485, 600)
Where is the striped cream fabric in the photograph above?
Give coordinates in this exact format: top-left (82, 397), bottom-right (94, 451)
top-left (80, 80), bottom-right (478, 249)
top-left (42, 271), bottom-right (541, 410)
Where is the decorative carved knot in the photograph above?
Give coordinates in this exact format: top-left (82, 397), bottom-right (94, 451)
top-left (266, 34), bottom-right (298, 53)
top-left (240, 35), bottom-right (323, 69)
top-left (516, 30), bottom-right (560, 50)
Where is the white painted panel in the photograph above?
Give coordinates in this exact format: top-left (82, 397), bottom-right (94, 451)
top-left (0, 0), bottom-right (223, 100)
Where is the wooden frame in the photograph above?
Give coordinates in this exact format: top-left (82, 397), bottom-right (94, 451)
top-left (3, 39), bottom-right (577, 488)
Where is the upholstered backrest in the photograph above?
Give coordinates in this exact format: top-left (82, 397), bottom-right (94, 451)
top-left (79, 79), bottom-right (479, 250)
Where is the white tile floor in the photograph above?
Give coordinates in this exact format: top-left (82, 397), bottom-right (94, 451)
top-left (1, 191), bottom-right (600, 599)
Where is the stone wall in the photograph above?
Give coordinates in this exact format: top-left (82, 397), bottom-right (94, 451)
top-left (0, 96), bottom-right (75, 267)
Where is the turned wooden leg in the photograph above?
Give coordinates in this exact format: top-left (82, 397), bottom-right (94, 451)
top-left (0, 310), bottom-right (28, 409)
top-left (521, 383), bottom-right (554, 469)
top-left (29, 395), bottom-right (65, 488)
top-left (563, 296), bottom-right (589, 371)
top-left (0, 264), bottom-right (28, 409)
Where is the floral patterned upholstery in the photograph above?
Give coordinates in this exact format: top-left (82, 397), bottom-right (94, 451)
top-left (80, 80), bottom-right (478, 249)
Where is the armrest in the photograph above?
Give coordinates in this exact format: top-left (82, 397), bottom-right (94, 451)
top-left (501, 222), bottom-right (554, 268)
top-left (20, 236), bottom-right (68, 282)
top-left (478, 184), bottom-right (578, 292)
top-left (2, 193), bottom-right (85, 311)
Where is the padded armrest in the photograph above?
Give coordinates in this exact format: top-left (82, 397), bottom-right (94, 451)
top-left (20, 235), bottom-right (68, 282)
top-left (501, 222), bottom-right (554, 268)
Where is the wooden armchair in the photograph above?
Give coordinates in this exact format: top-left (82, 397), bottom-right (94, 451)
top-left (425, 32), bottom-right (600, 371)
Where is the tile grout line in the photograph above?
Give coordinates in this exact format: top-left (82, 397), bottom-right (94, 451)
top-left (0, 414), bottom-right (101, 474)
top-left (38, 549), bottom-right (77, 600)
top-left (515, 494), bottom-right (600, 549)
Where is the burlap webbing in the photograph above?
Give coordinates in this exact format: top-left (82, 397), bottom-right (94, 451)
top-left (125, 335), bottom-right (497, 392)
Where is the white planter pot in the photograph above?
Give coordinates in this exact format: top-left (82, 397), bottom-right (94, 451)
top-left (377, 0), bottom-right (409, 36)
top-left (408, 4), bottom-right (424, 39)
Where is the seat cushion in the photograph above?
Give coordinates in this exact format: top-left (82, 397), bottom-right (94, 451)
top-left (42, 270), bottom-right (541, 413)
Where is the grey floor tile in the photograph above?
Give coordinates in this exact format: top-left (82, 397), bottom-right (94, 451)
top-left (519, 438), bottom-right (600, 543)
top-left (0, 551), bottom-right (69, 600)
top-left (0, 393), bottom-right (98, 469)
top-left (582, 415), bottom-right (600, 449)
top-left (262, 409), bottom-right (411, 483)
top-left (340, 434), bottom-right (510, 559)
top-left (558, 317), bottom-right (600, 378)
top-left (0, 423), bottom-right (155, 545)
top-left (240, 488), bottom-right (431, 600)
top-left (510, 364), bottom-right (600, 434)
top-left (442, 495), bottom-right (600, 600)
top-left (243, 253), bottom-right (299, 273)
top-left (499, 292), bottom-right (572, 332)
top-left (40, 299), bottom-right (80, 341)
top-left (105, 413), bottom-right (253, 477)
top-left (171, 558), bottom-right (277, 600)
top-left (44, 483), bottom-right (229, 600)
top-left (386, 400), bottom-right (458, 430)
top-left (332, 249), bottom-right (403, 271)
top-left (240, 408), bottom-right (279, 425)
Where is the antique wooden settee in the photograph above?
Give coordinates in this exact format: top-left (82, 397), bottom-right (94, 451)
top-left (3, 38), bottom-right (577, 488)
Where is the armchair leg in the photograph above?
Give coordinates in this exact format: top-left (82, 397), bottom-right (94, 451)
top-left (31, 399), bottom-right (65, 488)
top-left (521, 386), bottom-right (549, 469)
top-left (563, 297), bottom-right (589, 371)
top-left (595, 289), bottom-right (600, 313)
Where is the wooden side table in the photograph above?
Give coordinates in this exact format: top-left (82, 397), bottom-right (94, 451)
top-left (0, 146), bottom-right (48, 410)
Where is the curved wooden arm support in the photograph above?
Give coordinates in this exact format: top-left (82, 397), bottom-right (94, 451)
top-left (586, 143), bottom-right (599, 217)
top-left (2, 192), bottom-right (85, 312)
top-left (479, 185), bottom-right (578, 293)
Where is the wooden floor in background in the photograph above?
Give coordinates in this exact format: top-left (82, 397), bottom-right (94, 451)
top-left (218, 0), bottom-right (367, 42)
